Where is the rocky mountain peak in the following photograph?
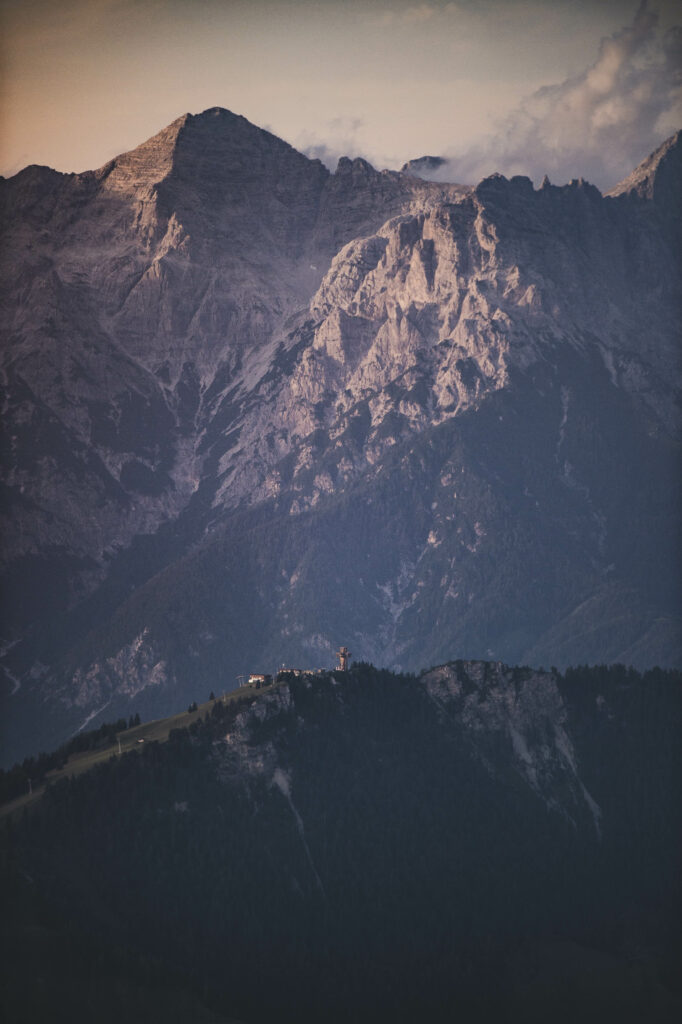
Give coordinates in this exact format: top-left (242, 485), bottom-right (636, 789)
top-left (97, 106), bottom-right (329, 202)
top-left (475, 171), bottom-right (535, 201)
top-left (401, 154), bottom-right (448, 178)
top-left (95, 113), bottom-right (190, 193)
top-left (169, 106), bottom-right (329, 187)
top-left (606, 129), bottom-right (681, 201)
top-left (335, 155), bottom-right (376, 176)
top-left (607, 130), bottom-right (682, 255)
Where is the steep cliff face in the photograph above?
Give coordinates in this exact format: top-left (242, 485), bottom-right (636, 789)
top-left (237, 169), bottom-right (678, 503)
top-left (0, 110), bottom-right (680, 762)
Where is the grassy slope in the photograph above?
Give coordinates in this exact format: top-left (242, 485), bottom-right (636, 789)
top-left (0, 683), bottom-right (277, 821)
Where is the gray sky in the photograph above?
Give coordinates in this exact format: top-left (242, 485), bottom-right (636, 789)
top-left (1, 0), bottom-right (680, 188)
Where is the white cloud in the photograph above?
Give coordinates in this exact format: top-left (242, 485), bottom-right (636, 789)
top-left (416, 1), bottom-right (682, 189)
top-left (297, 117), bottom-right (369, 171)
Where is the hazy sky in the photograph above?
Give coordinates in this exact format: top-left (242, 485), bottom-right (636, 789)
top-left (1, 0), bottom-right (680, 188)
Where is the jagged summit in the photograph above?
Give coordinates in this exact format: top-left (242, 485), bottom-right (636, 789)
top-left (401, 154), bottom-right (448, 178)
top-left (607, 129), bottom-right (681, 200)
top-left (607, 130), bottom-right (682, 251)
top-left (95, 106), bottom-right (329, 196)
top-left (335, 155), bottom-right (378, 176)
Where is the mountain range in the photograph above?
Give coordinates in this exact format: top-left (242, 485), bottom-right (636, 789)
top-left (1, 109), bottom-right (680, 764)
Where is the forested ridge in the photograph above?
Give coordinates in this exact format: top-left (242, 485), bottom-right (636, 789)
top-left (1, 661), bottom-right (681, 1023)
top-left (0, 713), bottom-right (142, 806)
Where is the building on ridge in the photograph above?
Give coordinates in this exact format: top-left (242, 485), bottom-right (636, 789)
top-left (248, 673), bottom-right (272, 689)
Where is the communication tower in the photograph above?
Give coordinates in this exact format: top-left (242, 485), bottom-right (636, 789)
top-left (336, 646), bottom-right (351, 672)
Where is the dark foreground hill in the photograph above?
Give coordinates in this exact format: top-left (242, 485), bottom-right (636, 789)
top-left (2, 660), bottom-right (680, 1023)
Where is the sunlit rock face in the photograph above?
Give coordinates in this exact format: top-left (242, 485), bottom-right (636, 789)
top-left (0, 109), bottom-right (680, 762)
top-left (0, 109), bottom-right (434, 587)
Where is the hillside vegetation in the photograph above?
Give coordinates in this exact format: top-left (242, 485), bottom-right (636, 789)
top-left (2, 660), bottom-right (680, 1023)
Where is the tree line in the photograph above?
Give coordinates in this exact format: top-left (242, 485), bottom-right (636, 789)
top-left (0, 713), bottom-right (141, 805)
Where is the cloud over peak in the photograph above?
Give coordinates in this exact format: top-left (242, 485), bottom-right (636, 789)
top-left (415, 1), bottom-right (682, 189)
